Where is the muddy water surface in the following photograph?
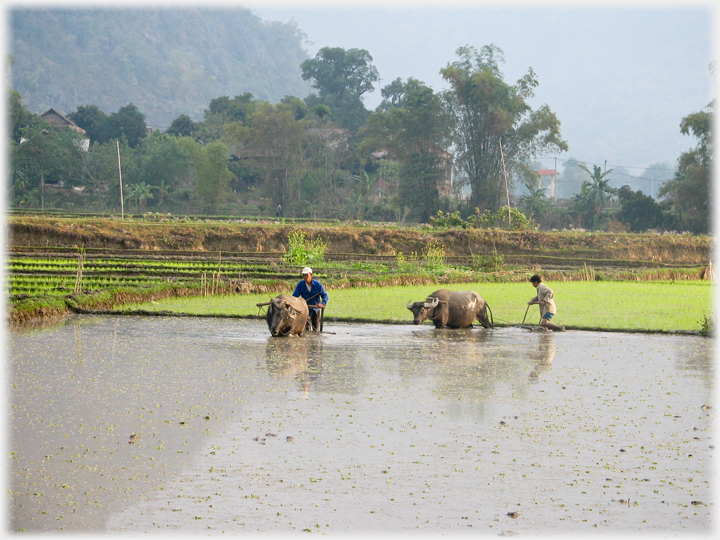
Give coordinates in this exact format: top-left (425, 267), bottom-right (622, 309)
top-left (8, 316), bottom-right (714, 534)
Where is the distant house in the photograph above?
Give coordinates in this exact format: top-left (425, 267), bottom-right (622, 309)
top-left (40, 108), bottom-right (90, 151)
top-left (41, 108), bottom-right (86, 135)
top-left (535, 168), bottom-right (560, 199)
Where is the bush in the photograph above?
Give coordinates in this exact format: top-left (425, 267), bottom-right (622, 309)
top-left (429, 210), bottom-right (466, 228)
top-left (429, 207), bottom-right (537, 231)
top-left (472, 253), bottom-right (504, 272)
top-left (468, 206), bottom-right (538, 231)
top-left (700, 314), bottom-right (714, 336)
top-left (284, 230), bottom-right (326, 266)
top-left (421, 241), bottom-right (447, 273)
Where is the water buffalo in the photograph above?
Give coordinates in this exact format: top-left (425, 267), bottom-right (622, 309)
top-left (406, 289), bottom-right (493, 329)
top-left (266, 294), bottom-right (310, 337)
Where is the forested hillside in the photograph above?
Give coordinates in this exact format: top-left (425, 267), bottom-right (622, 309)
top-left (9, 7), bottom-right (312, 127)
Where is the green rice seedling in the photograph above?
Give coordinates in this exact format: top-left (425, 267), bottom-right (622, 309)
top-left (125, 280), bottom-right (713, 333)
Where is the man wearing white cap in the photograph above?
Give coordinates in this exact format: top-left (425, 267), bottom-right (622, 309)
top-left (292, 267), bottom-right (329, 331)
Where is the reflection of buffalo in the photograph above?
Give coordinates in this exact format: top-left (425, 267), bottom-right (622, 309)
top-left (407, 289), bottom-right (493, 329)
top-left (266, 294), bottom-right (309, 336)
top-left (265, 337), bottom-right (323, 393)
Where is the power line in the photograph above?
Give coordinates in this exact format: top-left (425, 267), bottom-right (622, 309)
top-left (536, 155), bottom-right (677, 173)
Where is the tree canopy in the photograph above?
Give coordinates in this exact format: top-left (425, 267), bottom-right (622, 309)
top-left (364, 78), bottom-right (452, 221)
top-left (441, 44), bottom-right (568, 212)
top-left (657, 102), bottom-right (714, 234)
top-left (301, 47), bottom-right (379, 133)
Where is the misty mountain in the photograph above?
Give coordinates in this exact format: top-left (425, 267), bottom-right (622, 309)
top-left (9, 7), bottom-right (313, 128)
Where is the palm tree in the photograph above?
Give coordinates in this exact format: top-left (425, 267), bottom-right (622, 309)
top-left (152, 179), bottom-right (170, 208)
top-left (519, 180), bottom-right (550, 223)
top-left (125, 182), bottom-right (155, 212)
top-left (571, 165), bottom-right (617, 228)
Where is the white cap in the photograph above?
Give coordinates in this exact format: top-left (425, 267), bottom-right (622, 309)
top-left (301, 267), bottom-right (313, 275)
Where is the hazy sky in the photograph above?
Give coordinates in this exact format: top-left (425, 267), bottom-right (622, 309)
top-left (6, 0), bottom-right (717, 175)
top-left (244, 0), bottom-right (716, 174)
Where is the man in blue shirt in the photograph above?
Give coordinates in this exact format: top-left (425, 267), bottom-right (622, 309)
top-left (292, 267), bottom-right (328, 331)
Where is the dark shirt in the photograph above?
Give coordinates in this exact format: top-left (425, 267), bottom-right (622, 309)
top-left (292, 279), bottom-right (328, 307)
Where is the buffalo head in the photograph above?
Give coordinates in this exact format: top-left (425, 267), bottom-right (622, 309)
top-left (267, 296), bottom-right (302, 336)
top-left (406, 296), bottom-right (440, 325)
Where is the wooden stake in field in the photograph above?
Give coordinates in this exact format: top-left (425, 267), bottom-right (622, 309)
top-left (74, 248), bottom-right (85, 293)
top-left (216, 252), bottom-right (222, 294)
top-left (580, 262), bottom-right (595, 282)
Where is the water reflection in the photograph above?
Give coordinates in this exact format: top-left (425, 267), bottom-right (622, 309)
top-left (675, 339), bottom-right (715, 389)
top-left (8, 317), bottom-right (716, 535)
top-left (264, 335), bottom-right (325, 395)
top-left (528, 331), bottom-right (555, 383)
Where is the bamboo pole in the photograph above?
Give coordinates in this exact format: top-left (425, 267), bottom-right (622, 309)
top-left (117, 140), bottom-right (124, 219)
top-left (499, 139), bottom-right (511, 227)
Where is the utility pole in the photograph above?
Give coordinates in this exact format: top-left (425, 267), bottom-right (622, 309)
top-left (117, 140), bottom-right (124, 219)
top-left (499, 140), bottom-right (511, 227)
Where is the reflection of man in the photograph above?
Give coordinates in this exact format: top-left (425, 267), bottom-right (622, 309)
top-left (529, 332), bottom-right (556, 382)
top-left (292, 267), bottom-right (328, 331)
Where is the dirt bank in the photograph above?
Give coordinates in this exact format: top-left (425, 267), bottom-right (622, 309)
top-left (8, 216), bottom-right (713, 266)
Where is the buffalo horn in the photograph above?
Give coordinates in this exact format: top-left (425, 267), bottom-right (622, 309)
top-left (406, 300), bottom-right (414, 309)
top-left (424, 297), bottom-right (440, 309)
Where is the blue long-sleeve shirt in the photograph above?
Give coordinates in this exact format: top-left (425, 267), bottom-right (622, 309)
top-left (292, 279), bottom-right (328, 307)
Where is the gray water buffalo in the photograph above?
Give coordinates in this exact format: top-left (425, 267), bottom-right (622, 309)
top-left (406, 289), bottom-right (493, 329)
top-left (266, 294), bottom-right (310, 336)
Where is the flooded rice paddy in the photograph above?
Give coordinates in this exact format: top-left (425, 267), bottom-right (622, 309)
top-left (8, 316), bottom-right (714, 535)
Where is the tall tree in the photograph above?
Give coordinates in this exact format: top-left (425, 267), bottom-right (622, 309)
top-left (225, 100), bottom-right (349, 217)
top-left (166, 114), bottom-right (198, 138)
top-left (441, 44), bottom-right (568, 212)
top-left (301, 47), bottom-right (379, 133)
top-left (77, 138), bottom-right (137, 211)
top-left (98, 103), bottom-right (147, 148)
top-left (134, 132), bottom-right (192, 198)
top-left (364, 78), bottom-right (451, 221)
top-left (67, 104), bottom-right (108, 144)
top-left (616, 185), bottom-right (665, 232)
top-left (8, 89), bottom-right (38, 142)
top-left (181, 139), bottom-right (232, 214)
top-left (658, 102), bottom-right (713, 234)
top-left (10, 120), bottom-right (85, 208)
top-left (225, 101), bottom-right (305, 211)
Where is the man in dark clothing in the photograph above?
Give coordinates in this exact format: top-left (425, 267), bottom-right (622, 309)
top-left (292, 267), bottom-right (328, 331)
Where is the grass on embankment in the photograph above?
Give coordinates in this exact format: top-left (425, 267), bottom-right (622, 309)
top-left (121, 280), bottom-right (715, 333)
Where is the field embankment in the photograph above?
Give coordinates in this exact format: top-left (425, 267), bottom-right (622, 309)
top-left (6, 215), bottom-right (714, 328)
top-left (8, 215), bottom-right (712, 266)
